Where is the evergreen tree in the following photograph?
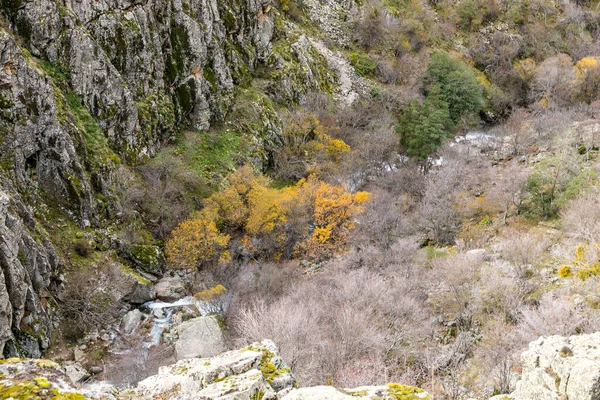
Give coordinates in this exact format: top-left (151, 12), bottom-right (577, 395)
top-left (423, 50), bottom-right (483, 122)
top-left (397, 86), bottom-right (454, 159)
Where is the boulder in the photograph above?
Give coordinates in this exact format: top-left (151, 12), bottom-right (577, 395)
top-left (122, 244), bottom-right (165, 277)
top-left (121, 309), bottom-right (143, 334)
top-left (73, 346), bottom-right (86, 362)
top-left (155, 276), bottom-right (186, 302)
top-left (495, 332), bottom-right (600, 400)
top-left (64, 362), bottom-right (90, 383)
top-left (126, 282), bottom-right (156, 304)
top-left (136, 340), bottom-right (295, 399)
top-left (175, 315), bottom-right (226, 360)
top-left (0, 341), bottom-right (432, 400)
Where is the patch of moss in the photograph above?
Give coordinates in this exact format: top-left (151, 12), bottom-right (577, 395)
top-left (349, 52), bottom-right (377, 77)
top-left (204, 66), bottom-right (218, 91)
top-left (120, 264), bottom-right (152, 285)
top-left (166, 19), bottom-right (191, 84)
top-left (386, 383), bottom-right (431, 400)
top-left (245, 346), bottom-right (291, 385)
top-left (135, 90), bottom-right (176, 145)
top-left (0, 92), bottom-right (14, 110)
top-left (175, 129), bottom-right (247, 182)
top-left (0, 376), bottom-right (86, 400)
top-left (34, 377), bottom-right (50, 388)
top-left (174, 79), bottom-right (197, 121)
top-left (0, 358), bottom-right (23, 364)
top-left (17, 249), bottom-right (27, 265)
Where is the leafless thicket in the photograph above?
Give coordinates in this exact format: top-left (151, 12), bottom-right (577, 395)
top-left (229, 266), bottom-right (433, 387)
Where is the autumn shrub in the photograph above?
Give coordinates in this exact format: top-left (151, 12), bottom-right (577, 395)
top-left (165, 166), bottom-right (369, 268)
top-left (165, 213), bottom-right (231, 269)
top-left (274, 112), bottom-right (352, 181)
top-left (194, 284), bottom-right (229, 314)
top-left (573, 57), bottom-right (600, 104)
top-left (556, 243), bottom-right (600, 281)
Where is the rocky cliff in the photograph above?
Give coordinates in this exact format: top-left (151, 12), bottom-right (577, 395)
top-left (0, 0), bottom-right (351, 357)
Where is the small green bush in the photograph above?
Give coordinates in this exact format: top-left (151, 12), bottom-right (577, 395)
top-left (349, 53), bottom-right (377, 77)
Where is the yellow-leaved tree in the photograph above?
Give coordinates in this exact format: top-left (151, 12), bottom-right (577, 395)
top-left (165, 211), bottom-right (230, 268)
top-left (274, 112), bottom-right (352, 180)
top-left (166, 166), bottom-right (370, 268)
top-left (573, 57), bottom-right (600, 103)
top-left (298, 177), bottom-right (370, 260)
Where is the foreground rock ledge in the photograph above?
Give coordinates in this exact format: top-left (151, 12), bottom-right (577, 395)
top-left (0, 340), bottom-right (430, 399)
top-left (493, 332), bottom-right (600, 400)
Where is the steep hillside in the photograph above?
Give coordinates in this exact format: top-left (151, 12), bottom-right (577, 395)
top-left (4, 0), bottom-right (600, 397)
top-left (0, 0), bottom-right (348, 357)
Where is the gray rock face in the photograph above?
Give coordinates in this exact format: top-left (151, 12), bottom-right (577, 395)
top-left (0, 184), bottom-right (62, 358)
top-left (175, 315), bottom-right (226, 360)
top-left (4, 0), bottom-right (277, 161)
top-left (496, 332), bottom-right (600, 400)
top-left (0, 31), bottom-right (96, 224)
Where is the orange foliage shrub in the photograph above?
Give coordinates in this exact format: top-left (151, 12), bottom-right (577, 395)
top-left (299, 179), bottom-right (370, 261)
top-left (166, 166), bottom-right (370, 268)
top-left (274, 113), bottom-right (352, 180)
top-left (165, 213), bottom-right (230, 268)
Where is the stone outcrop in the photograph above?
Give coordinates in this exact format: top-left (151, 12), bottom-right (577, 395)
top-left (0, 340), bottom-right (430, 399)
top-left (120, 309), bottom-right (143, 335)
top-left (495, 332), bottom-right (600, 400)
top-left (136, 340), bottom-right (295, 399)
top-left (0, 358), bottom-right (89, 399)
top-left (155, 275), bottom-right (187, 302)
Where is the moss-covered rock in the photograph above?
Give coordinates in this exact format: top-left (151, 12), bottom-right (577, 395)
top-left (121, 244), bottom-right (165, 277)
top-left (0, 358), bottom-right (87, 400)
